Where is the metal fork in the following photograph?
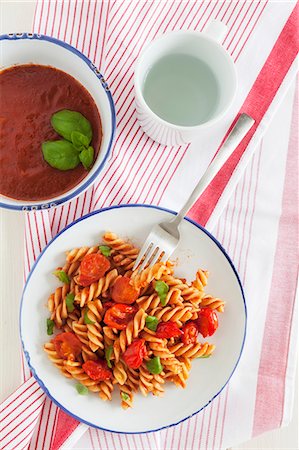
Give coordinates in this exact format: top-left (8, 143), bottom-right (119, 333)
top-left (133, 113), bottom-right (255, 272)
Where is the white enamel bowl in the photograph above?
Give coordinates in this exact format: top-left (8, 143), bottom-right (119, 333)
top-left (20, 205), bottom-right (247, 433)
top-left (0, 33), bottom-right (116, 211)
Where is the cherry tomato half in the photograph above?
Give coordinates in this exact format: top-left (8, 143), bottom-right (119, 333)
top-left (82, 359), bottom-right (112, 381)
top-left (111, 276), bottom-right (140, 304)
top-left (52, 332), bottom-right (82, 360)
top-left (195, 308), bottom-right (218, 338)
top-left (181, 321), bottom-right (199, 345)
top-left (104, 304), bottom-right (137, 330)
top-left (155, 321), bottom-right (182, 339)
top-left (123, 339), bottom-right (147, 369)
top-left (77, 253), bottom-right (111, 287)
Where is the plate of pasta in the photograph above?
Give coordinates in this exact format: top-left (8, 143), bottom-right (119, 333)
top-left (20, 204), bottom-right (246, 433)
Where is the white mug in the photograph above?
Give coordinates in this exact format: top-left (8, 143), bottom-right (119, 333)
top-left (134, 21), bottom-right (237, 146)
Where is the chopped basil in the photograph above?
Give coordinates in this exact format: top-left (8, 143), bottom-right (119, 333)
top-left (47, 318), bottom-right (54, 335)
top-left (84, 308), bottom-right (95, 324)
top-left (105, 345), bottom-right (113, 368)
top-left (146, 356), bottom-right (163, 375)
top-left (65, 293), bottom-right (75, 312)
top-left (53, 270), bottom-right (70, 284)
top-left (79, 146), bottom-right (94, 170)
top-left (99, 245), bottom-right (112, 257)
top-left (198, 354), bottom-right (212, 358)
top-left (121, 392), bottom-right (129, 401)
top-left (145, 315), bottom-right (159, 332)
top-left (42, 140), bottom-right (80, 171)
top-left (51, 110), bottom-right (92, 143)
top-left (154, 280), bottom-right (169, 306)
top-left (75, 383), bottom-right (89, 395)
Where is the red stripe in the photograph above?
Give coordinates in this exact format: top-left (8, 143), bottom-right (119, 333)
top-left (33, 212), bottom-right (42, 253)
top-left (223, 1), bottom-right (248, 46)
top-left (205, 404), bottom-right (213, 449)
top-left (51, 409), bottom-right (80, 450)
top-left (2, 401), bottom-right (43, 445)
top-left (41, 400), bottom-right (52, 450)
top-left (81, 0), bottom-right (91, 53)
top-left (212, 396), bottom-right (221, 450)
top-left (230, 0), bottom-right (261, 56)
top-left (10, 425), bottom-right (39, 450)
top-left (221, 1), bottom-right (239, 25)
top-left (63, 0), bottom-right (71, 42)
top-left (43, 0), bottom-right (52, 35)
top-left (32, 401), bottom-right (45, 450)
top-left (194, 0), bottom-right (212, 30)
top-left (148, 146), bottom-right (182, 204)
top-left (98, 0), bottom-right (110, 69)
top-left (171, 0), bottom-right (192, 30)
top-left (228, 1), bottom-right (259, 53)
top-left (1, 387), bottom-right (43, 428)
top-left (200, 1), bottom-right (221, 32)
top-left (188, 3), bottom-right (299, 226)
top-left (92, 0), bottom-right (104, 65)
top-left (86, 0), bottom-right (97, 57)
top-left (106, 2), bottom-right (152, 79)
top-left (75, 0), bottom-right (84, 48)
top-left (253, 79), bottom-right (298, 436)
top-left (0, 379), bottom-right (36, 414)
top-left (56, 0), bottom-right (64, 39)
top-left (50, 0), bottom-right (58, 36)
top-left (234, 0), bottom-right (268, 62)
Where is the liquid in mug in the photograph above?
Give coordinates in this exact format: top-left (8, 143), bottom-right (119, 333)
top-left (142, 53), bottom-right (220, 127)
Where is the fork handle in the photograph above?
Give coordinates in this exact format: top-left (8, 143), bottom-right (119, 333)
top-left (171, 113), bottom-right (255, 227)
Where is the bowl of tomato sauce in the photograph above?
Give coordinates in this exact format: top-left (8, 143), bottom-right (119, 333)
top-left (0, 33), bottom-right (116, 211)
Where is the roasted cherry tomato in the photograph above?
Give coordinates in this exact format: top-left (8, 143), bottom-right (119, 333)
top-left (123, 339), bottom-right (147, 369)
top-left (181, 321), bottom-right (199, 345)
top-left (104, 304), bottom-right (137, 330)
top-left (82, 359), bottom-right (112, 381)
top-left (52, 332), bottom-right (82, 360)
top-left (155, 321), bottom-right (182, 339)
top-left (111, 276), bottom-right (140, 304)
top-left (195, 308), bottom-right (218, 338)
top-left (77, 253), bottom-right (110, 287)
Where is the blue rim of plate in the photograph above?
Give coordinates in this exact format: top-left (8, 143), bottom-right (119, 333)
top-left (20, 204), bottom-right (247, 434)
top-left (0, 32), bottom-right (116, 211)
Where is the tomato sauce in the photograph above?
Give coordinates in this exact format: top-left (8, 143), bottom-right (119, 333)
top-left (0, 64), bottom-right (102, 201)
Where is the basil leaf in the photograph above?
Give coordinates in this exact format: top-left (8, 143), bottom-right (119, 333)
top-left (145, 315), bottom-right (159, 332)
top-left (71, 130), bottom-right (90, 151)
top-left (47, 318), bottom-right (54, 335)
top-left (105, 345), bottom-right (113, 368)
top-left (75, 383), bottom-right (89, 395)
top-left (66, 293), bottom-right (75, 312)
top-left (53, 270), bottom-right (70, 284)
top-left (154, 280), bottom-right (169, 306)
top-left (42, 140), bottom-right (80, 171)
top-left (99, 245), bottom-right (111, 257)
top-left (79, 146), bottom-right (94, 170)
top-left (51, 110), bottom-right (92, 143)
top-left (146, 356), bottom-right (163, 375)
top-left (84, 308), bottom-right (95, 324)
top-left (121, 392), bottom-right (129, 401)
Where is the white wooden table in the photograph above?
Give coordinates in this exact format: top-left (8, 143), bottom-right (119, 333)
top-left (0, 1), bottom-right (297, 449)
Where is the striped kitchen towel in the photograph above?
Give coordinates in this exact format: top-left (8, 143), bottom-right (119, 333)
top-left (0, 1), bottom-right (298, 449)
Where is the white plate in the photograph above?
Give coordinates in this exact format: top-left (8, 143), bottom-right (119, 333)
top-left (20, 205), bottom-right (246, 433)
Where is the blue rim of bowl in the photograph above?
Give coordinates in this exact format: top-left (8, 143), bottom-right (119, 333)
top-left (20, 204), bottom-right (247, 434)
top-left (0, 32), bottom-right (116, 211)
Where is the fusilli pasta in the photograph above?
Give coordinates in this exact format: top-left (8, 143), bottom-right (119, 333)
top-left (43, 232), bottom-right (224, 408)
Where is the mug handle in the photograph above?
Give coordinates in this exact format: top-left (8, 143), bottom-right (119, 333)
top-left (204, 20), bottom-right (228, 43)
